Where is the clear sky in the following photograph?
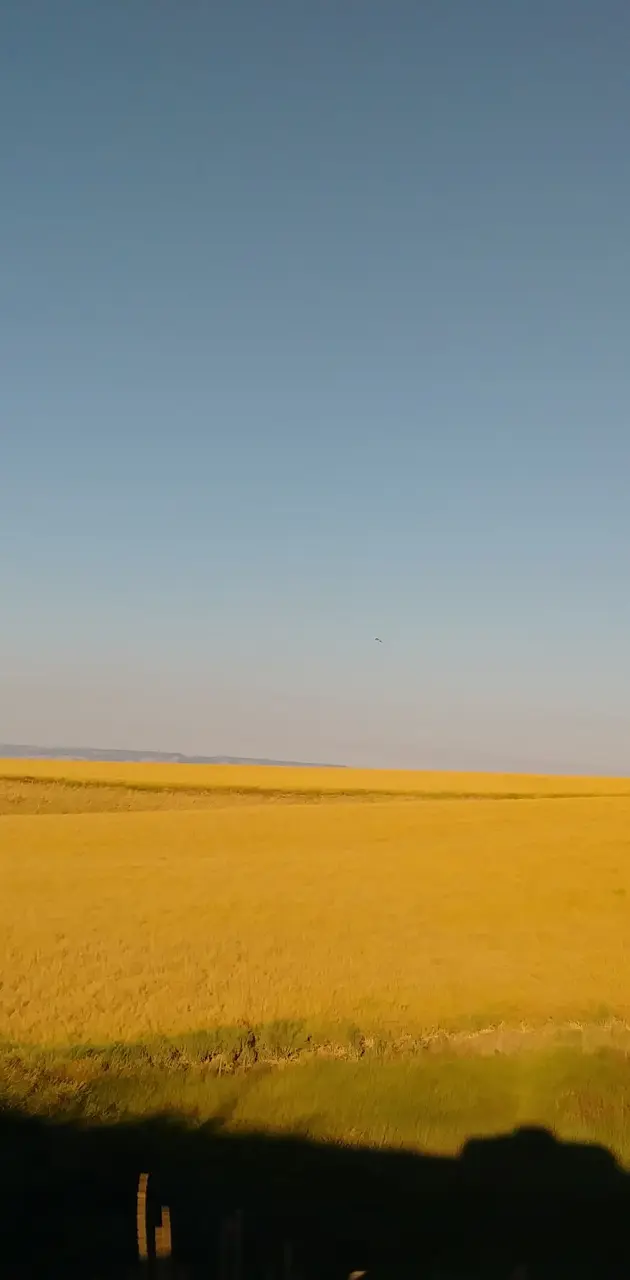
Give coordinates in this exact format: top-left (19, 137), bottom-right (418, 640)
top-left (2, 0), bottom-right (630, 772)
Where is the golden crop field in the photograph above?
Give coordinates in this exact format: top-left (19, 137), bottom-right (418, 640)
top-left (3, 757), bottom-right (630, 797)
top-left (2, 764), bottom-right (630, 1048)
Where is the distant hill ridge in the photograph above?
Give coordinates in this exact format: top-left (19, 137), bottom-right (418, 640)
top-left (0, 744), bottom-right (345, 768)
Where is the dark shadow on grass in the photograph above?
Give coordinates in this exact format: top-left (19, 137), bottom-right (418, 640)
top-left (1, 1105), bottom-right (630, 1278)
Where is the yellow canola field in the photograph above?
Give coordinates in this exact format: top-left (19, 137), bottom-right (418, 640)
top-left (1, 758), bottom-right (630, 797)
top-left (2, 777), bottom-right (630, 1046)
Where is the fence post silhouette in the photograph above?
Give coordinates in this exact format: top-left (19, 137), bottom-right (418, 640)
top-left (137, 1171), bottom-right (173, 1276)
top-left (137, 1172), bottom-right (149, 1267)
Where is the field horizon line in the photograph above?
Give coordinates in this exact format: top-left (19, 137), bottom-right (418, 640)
top-left (3, 770), bottom-right (630, 804)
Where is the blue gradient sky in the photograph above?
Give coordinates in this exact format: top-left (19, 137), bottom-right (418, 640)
top-left (2, 1), bottom-right (630, 771)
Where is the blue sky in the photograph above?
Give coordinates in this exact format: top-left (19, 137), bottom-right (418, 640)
top-left (2, 0), bottom-right (630, 771)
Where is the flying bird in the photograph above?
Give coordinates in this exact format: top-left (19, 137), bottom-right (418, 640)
top-left (374, 637), bottom-right (383, 643)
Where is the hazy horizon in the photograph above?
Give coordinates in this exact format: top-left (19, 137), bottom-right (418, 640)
top-left (1, 730), bottom-right (629, 778)
top-left (3, 2), bottom-right (630, 774)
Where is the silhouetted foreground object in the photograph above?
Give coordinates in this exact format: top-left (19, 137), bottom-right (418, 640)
top-left (1, 1108), bottom-right (630, 1277)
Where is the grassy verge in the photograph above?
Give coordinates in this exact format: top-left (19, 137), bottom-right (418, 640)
top-left (3, 1032), bottom-right (630, 1164)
